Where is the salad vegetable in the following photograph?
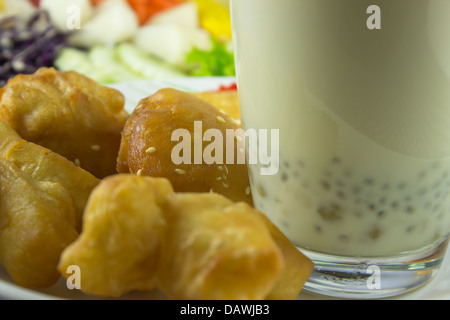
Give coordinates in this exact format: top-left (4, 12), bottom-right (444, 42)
top-left (0, 0), bottom-right (36, 20)
top-left (1, 0), bottom-right (236, 85)
top-left (192, 0), bottom-right (231, 39)
top-left (40, 0), bottom-right (94, 32)
top-left (126, 0), bottom-right (183, 25)
top-left (67, 0), bottom-right (139, 48)
top-left (186, 38), bottom-right (235, 76)
top-left (0, 10), bottom-right (70, 87)
top-left (217, 82), bottom-right (237, 92)
top-left (90, 0), bottom-right (105, 5)
top-left (55, 42), bottom-right (185, 83)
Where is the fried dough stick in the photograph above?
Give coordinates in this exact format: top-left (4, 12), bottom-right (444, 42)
top-left (59, 175), bottom-right (313, 299)
top-left (0, 159), bottom-right (79, 288)
top-left (0, 120), bottom-right (100, 230)
top-left (0, 67), bottom-right (129, 178)
top-left (58, 175), bottom-right (174, 298)
top-left (257, 211), bottom-right (314, 300)
top-left (158, 193), bottom-right (313, 300)
top-left (157, 193), bottom-right (285, 300)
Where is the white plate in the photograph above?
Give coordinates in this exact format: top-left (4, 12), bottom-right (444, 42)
top-left (1, 77), bottom-right (449, 300)
top-left (108, 77), bottom-right (238, 114)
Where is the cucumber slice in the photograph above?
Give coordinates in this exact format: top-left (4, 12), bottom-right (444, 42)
top-left (115, 42), bottom-right (186, 80)
top-left (88, 45), bottom-right (143, 83)
top-left (54, 48), bottom-right (94, 74)
top-left (56, 43), bottom-right (187, 84)
top-left (55, 46), bottom-right (141, 84)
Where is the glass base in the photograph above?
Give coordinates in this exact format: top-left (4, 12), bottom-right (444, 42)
top-left (299, 237), bottom-right (449, 299)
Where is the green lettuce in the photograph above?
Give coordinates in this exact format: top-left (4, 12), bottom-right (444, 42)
top-left (186, 38), bottom-right (235, 77)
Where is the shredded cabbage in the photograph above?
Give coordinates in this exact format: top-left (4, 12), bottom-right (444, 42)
top-left (0, 10), bottom-right (70, 87)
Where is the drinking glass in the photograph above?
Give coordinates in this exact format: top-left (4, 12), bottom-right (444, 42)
top-left (230, 0), bottom-right (450, 298)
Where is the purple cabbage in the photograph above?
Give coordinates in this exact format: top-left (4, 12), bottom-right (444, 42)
top-left (0, 10), bottom-right (70, 87)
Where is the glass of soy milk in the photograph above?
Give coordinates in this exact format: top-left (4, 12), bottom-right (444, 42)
top-left (230, 0), bottom-right (450, 298)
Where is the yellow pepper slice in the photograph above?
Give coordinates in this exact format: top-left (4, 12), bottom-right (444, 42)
top-left (189, 0), bottom-right (232, 39)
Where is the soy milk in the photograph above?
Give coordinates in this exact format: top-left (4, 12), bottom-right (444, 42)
top-left (231, 0), bottom-right (450, 256)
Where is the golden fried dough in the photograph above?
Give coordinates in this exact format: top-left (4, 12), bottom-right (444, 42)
top-left (194, 90), bottom-right (241, 123)
top-left (0, 120), bottom-right (100, 229)
top-left (0, 67), bottom-right (128, 179)
top-left (118, 88), bottom-right (252, 205)
top-left (256, 211), bottom-right (314, 300)
top-left (58, 175), bottom-right (174, 298)
top-left (157, 193), bottom-right (284, 300)
top-left (158, 193), bottom-right (313, 300)
top-left (58, 174), bottom-right (313, 299)
top-left (0, 159), bottom-right (79, 288)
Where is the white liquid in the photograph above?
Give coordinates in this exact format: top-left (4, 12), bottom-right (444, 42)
top-left (231, 0), bottom-right (450, 256)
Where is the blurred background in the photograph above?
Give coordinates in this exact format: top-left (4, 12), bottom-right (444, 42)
top-left (0, 0), bottom-right (234, 86)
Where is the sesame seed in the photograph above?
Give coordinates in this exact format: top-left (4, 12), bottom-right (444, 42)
top-left (245, 186), bottom-right (251, 195)
top-left (146, 147), bottom-right (156, 154)
top-left (216, 116), bottom-right (226, 124)
top-left (175, 169), bottom-right (186, 175)
top-left (74, 159), bottom-right (81, 167)
top-left (216, 177), bottom-right (222, 181)
top-left (222, 182), bottom-right (229, 189)
top-left (91, 145), bottom-right (100, 151)
top-left (137, 169), bottom-right (143, 176)
top-left (217, 166), bottom-right (224, 171)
